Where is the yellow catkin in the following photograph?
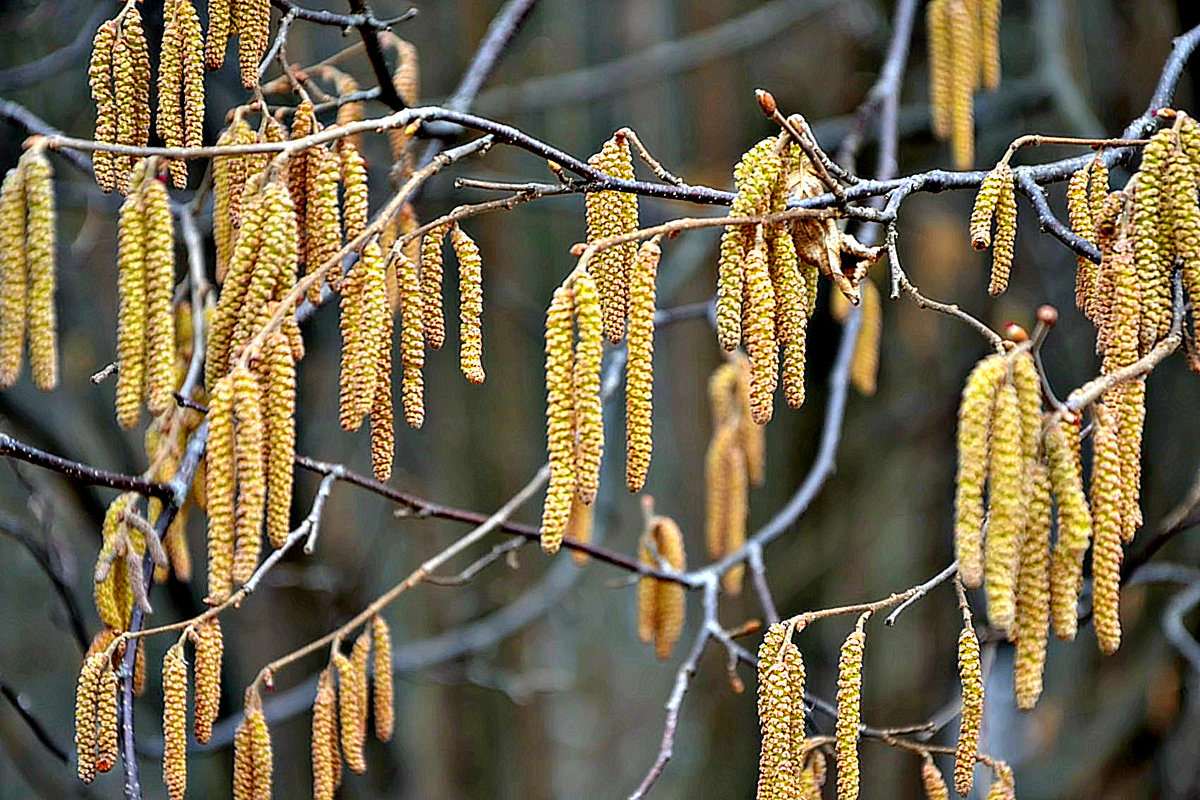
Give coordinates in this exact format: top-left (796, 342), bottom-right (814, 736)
top-left (626, 240), bottom-right (660, 491)
top-left (985, 380), bottom-right (1023, 633)
top-left (452, 225), bottom-right (486, 384)
top-left (233, 718), bottom-right (254, 800)
top-left (340, 240), bottom-right (387, 430)
top-left (716, 224), bottom-right (749, 350)
top-left (1046, 413), bottom-right (1092, 641)
top-left (1090, 402), bottom-right (1124, 654)
top-left (586, 133), bottom-right (639, 343)
top-left (237, 0), bottom-right (270, 89)
top-left (541, 285), bottom-right (576, 553)
top-left (162, 643), bottom-right (188, 800)
top-left (312, 667), bottom-right (337, 800)
top-left (179, 0), bottom-right (204, 149)
top-left (1013, 461), bottom-right (1051, 710)
top-left (192, 618), bottom-right (223, 744)
top-left (115, 165), bottom-right (148, 428)
top-left (734, 357), bottom-right (765, 485)
top-left (955, 626), bottom-right (984, 796)
top-left (74, 652), bottom-right (105, 783)
top-left (144, 175), bottom-right (177, 414)
top-left (205, 0), bottom-right (231, 69)
top-left (744, 237), bottom-right (777, 425)
top-left (123, 8), bottom-right (152, 185)
top-left (333, 652), bottom-right (366, 773)
top-left (89, 21), bottom-right (119, 192)
top-left (705, 423), bottom-right (738, 561)
top-left (227, 181), bottom-right (298, 356)
top-left (722, 434), bottom-right (749, 596)
top-left (566, 494), bottom-right (595, 566)
top-left (158, 1), bottom-right (185, 184)
top-left (95, 668), bottom-right (119, 774)
top-left (573, 271), bottom-right (604, 504)
top-left (247, 703), bottom-right (273, 799)
top-left (651, 516), bottom-right (686, 660)
top-left (969, 163), bottom-right (1006, 251)
top-left (340, 141), bottom-right (369, 241)
top-left (305, 147), bottom-right (343, 304)
top-left (835, 621), bottom-right (866, 800)
top-left (205, 376), bottom-right (236, 603)
top-left (849, 279), bottom-right (881, 395)
top-left (927, 0), bottom-right (952, 140)
top-left (1067, 167), bottom-right (1098, 311)
top-left (922, 759), bottom-right (950, 800)
top-left (987, 165), bottom-right (1016, 296)
top-left (264, 333), bottom-right (295, 549)
top-left (373, 616), bottom-right (394, 741)
top-left (0, 167), bottom-right (25, 388)
top-left (637, 538), bottom-right (658, 645)
top-left (1133, 131), bottom-right (1172, 349)
top-left (212, 118), bottom-right (255, 282)
top-left (23, 151), bottom-right (57, 390)
top-left (232, 366), bottom-right (265, 585)
top-left (370, 313), bottom-right (395, 481)
top-left (349, 631), bottom-right (371, 748)
top-left (756, 660), bottom-right (797, 799)
top-left (397, 251), bottom-right (425, 429)
top-left (954, 354), bottom-right (1006, 588)
top-left (419, 225), bottom-right (448, 349)
top-left (1117, 379), bottom-right (1146, 543)
top-left (947, 0), bottom-right (976, 169)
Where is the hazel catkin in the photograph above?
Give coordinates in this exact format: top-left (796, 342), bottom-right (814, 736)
top-left (954, 354), bottom-right (1006, 588)
top-left (373, 615), bottom-right (394, 742)
top-left (573, 271), bottom-right (604, 505)
top-left (626, 239), bottom-right (660, 492)
top-left (452, 225), bottom-right (485, 384)
top-left (143, 175), bottom-right (177, 415)
top-left (192, 617), bottom-right (223, 743)
top-left (23, 150), bottom-right (58, 391)
top-left (0, 166), bottom-right (26, 387)
top-left (205, 375), bottom-right (236, 603)
top-left (95, 668), bottom-right (119, 774)
top-left (115, 165), bottom-right (148, 428)
top-left (984, 380), bottom-right (1024, 634)
top-left (74, 652), bottom-right (106, 783)
top-left (651, 516), bottom-right (686, 660)
top-left (1013, 461), bottom-right (1051, 710)
top-left (1046, 413), bottom-right (1092, 641)
top-left (419, 225), bottom-right (448, 349)
top-left (312, 667), bottom-right (337, 800)
top-left (835, 619), bottom-right (867, 800)
top-left (540, 285), bottom-right (576, 554)
top-left (89, 21), bottom-right (119, 192)
top-left (987, 165), bottom-right (1017, 296)
top-left (162, 643), bottom-right (188, 800)
top-left (955, 625), bottom-right (984, 796)
top-left (398, 251), bottom-right (425, 429)
top-left (264, 332), bottom-right (296, 549)
top-left (231, 366), bottom-right (265, 585)
top-left (743, 237), bottom-right (777, 425)
top-left (1090, 401), bottom-right (1124, 655)
top-left (333, 652), bottom-right (366, 773)
top-left (586, 133), bottom-right (639, 344)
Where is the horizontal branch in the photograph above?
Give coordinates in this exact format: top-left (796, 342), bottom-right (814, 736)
top-left (0, 432), bottom-right (172, 500)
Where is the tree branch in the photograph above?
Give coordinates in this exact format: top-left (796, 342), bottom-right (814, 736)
top-left (0, 433), bottom-right (172, 500)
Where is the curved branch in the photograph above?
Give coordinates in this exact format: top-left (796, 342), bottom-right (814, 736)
top-left (0, 433), bottom-right (172, 500)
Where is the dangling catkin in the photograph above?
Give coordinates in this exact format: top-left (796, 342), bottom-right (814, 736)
top-left (370, 316), bottom-right (395, 481)
top-left (651, 516), bottom-right (686, 660)
top-left (419, 224), bottom-right (448, 349)
top-left (1067, 167), bottom-right (1099, 311)
top-left (233, 717), bottom-right (254, 800)
top-left (954, 354), bottom-right (1006, 588)
top-left (586, 133), bottom-right (639, 343)
top-left (192, 618), bottom-right (223, 744)
top-left (947, 0), bottom-right (976, 169)
top-left (89, 21), bottom-right (119, 192)
top-left (162, 643), bottom-right (188, 800)
top-left (205, 376), bottom-right (236, 603)
top-left (1090, 401), bottom-right (1124, 655)
top-left (835, 617), bottom-right (867, 800)
top-left (452, 225), bottom-right (485, 384)
top-left (705, 423), bottom-right (738, 561)
top-left (398, 252), bottom-right (425, 429)
top-left (212, 118), bottom-right (256, 282)
top-left (115, 164), bottom-right (148, 428)
top-left (757, 660), bottom-right (798, 799)
top-left (566, 495), bottom-right (595, 566)
top-left (970, 163), bottom-right (1007, 251)
top-left (1013, 461), bottom-right (1051, 710)
top-left (1046, 412), bottom-right (1092, 641)
top-left (743, 237), bottom-right (777, 425)
top-left (120, 8), bottom-right (152, 191)
top-left (955, 625), bottom-right (983, 796)
top-left (247, 701), bottom-right (273, 798)
top-left (637, 537), bottom-right (658, 645)
top-left (0, 167), bottom-right (26, 387)
top-left (849, 279), bottom-right (881, 395)
top-left (626, 239), bottom-right (660, 492)
top-left (340, 141), bottom-right (369, 241)
top-left (721, 434), bottom-right (749, 596)
top-left (541, 285), bottom-right (575, 554)
top-left (237, 0), bottom-right (270, 89)
top-left (205, 0), bottom-right (231, 69)
top-left (144, 175), bottom-right (177, 415)
top-left (984, 380), bottom-right (1023, 633)
top-left (922, 759), bottom-right (950, 800)
top-left (333, 652), bottom-right (366, 773)
top-left (23, 150), bottom-right (58, 391)
top-left (305, 148), bottom-right (343, 304)
top-left (1132, 130), bottom-right (1172, 349)
top-left (987, 165), bottom-right (1017, 296)
top-left (74, 652), bottom-right (105, 783)
top-left (573, 271), bottom-right (604, 505)
top-left (95, 669), bottom-right (119, 773)
top-left (264, 333), bottom-right (295, 549)
top-left (312, 668), bottom-right (337, 800)
top-left (340, 240), bottom-right (387, 430)
top-left (927, 0), bottom-right (952, 141)
top-left (349, 631), bottom-right (371, 748)
top-left (373, 615), bottom-right (394, 741)
top-left (231, 366), bottom-right (265, 585)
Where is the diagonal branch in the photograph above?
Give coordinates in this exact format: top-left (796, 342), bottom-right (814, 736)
top-left (0, 433), bottom-right (172, 500)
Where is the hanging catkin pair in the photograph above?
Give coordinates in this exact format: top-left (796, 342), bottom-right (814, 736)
top-left (0, 147), bottom-right (57, 390)
top-left (585, 132), bottom-right (640, 343)
top-left (113, 159), bottom-right (177, 428)
top-left (157, 0), bottom-right (205, 188)
top-left (74, 651), bottom-right (119, 783)
top-left (969, 162), bottom-right (1017, 296)
top-left (926, 0), bottom-right (1002, 169)
top-left (705, 355), bottom-right (762, 594)
top-left (233, 688), bottom-right (273, 800)
top-left (754, 622), bottom-right (806, 800)
top-left (205, 0), bottom-right (271, 89)
top-left (89, 6), bottom-right (151, 193)
top-left (636, 514), bottom-right (686, 659)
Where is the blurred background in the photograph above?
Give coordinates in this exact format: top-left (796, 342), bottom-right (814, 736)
top-left (2, 0), bottom-right (1200, 797)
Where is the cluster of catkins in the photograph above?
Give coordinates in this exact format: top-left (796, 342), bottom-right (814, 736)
top-left (205, 0), bottom-right (272, 89)
top-left (157, 0), bottom-right (206, 187)
top-left (308, 617), bottom-right (394, 799)
top-left (0, 146), bottom-right (57, 390)
top-left (539, 132), bottom-right (652, 554)
top-left (926, 0), bottom-right (1002, 168)
top-left (705, 355), bottom-right (765, 595)
top-left (754, 615), bottom-right (995, 800)
top-left (636, 514), bottom-right (686, 660)
top-left (89, 5), bottom-right (151, 193)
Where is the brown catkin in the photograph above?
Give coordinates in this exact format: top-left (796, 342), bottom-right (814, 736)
top-left (987, 165), bottom-right (1016, 296)
top-left (0, 166), bottom-right (26, 387)
top-left (90, 21), bottom-right (119, 192)
top-left (312, 668), bottom-right (337, 800)
top-left (586, 133), bottom-right (639, 343)
top-left (373, 616), bottom-right (394, 741)
top-left (835, 621), bottom-right (866, 800)
top-left (1046, 412), bottom-right (1092, 640)
top-left (954, 354), bottom-right (1006, 588)
top-left (162, 644), bottom-right (188, 800)
top-left (95, 668), bottom-right (119, 773)
top-left (626, 240), bottom-right (660, 492)
top-left (333, 652), bottom-right (366, 773)
top-left (340, 141), bottom-right (369, 241)
top-left (205, 0), bottom-right (231, 69)
top-left (205, 376), bottom-right (236, 603)
top-left (233, 719), bottom-right (254, 800)
top-left (144, 174), bottom-right (177, 415)
top-left (237, 0), bottom-right (270, 89)
top-left (192, 618), bottom-right (223, 743)
top-left (74, 652), bottom-right (105, 783)
top-left (1090, 402), bottom-right (1124, 654)
top-left (573, 271), bottom-right (604, 504)
top-left (264, 333), bottom-right (295, 549)
top-left (115, 165), bottom-right (148, 428)
top-left (1013, 461), bottom-right (1052, 710)
top-left (541, 285), bottom-right (576, 553)
top-left (231, 366), bottom-right (265, 585)
top-left (419, 225), bottom-right (447, 348)
top-left (566, 495), bottom-right (595, 565)
top-left (927, 0), bottom-right (952, 140)
top-left (923, 760), bottom-right (950, 800)
top-left (984, 380), bottom-right (1023, 634)
top-left (651, 516), bottom-right (686, 660)
top-left (955, 626), bottom-right (984, 796)
top-left (743, 237), bottom-right (777, 425)
top-left (24, 151), bottom-right (58, 390)
top-left (398, 252), bottom-right (425, 429)
top-left (452, 225), bottom-right (486, 384)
